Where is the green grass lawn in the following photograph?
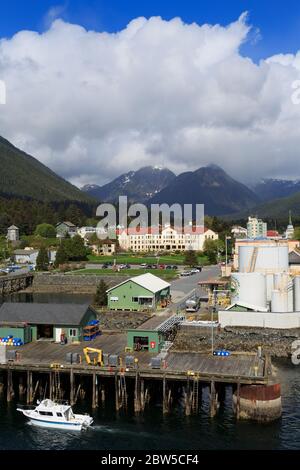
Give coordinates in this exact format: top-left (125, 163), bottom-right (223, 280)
top-left (87, 253), bottom-right (209, 265)
top-left (67, 268), bottom-right (178, 280)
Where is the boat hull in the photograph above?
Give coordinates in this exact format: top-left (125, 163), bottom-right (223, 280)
top-left (28, 416), bottom-right (84, 431)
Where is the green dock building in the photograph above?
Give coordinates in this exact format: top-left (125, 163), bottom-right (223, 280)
top-left (107, 273), bottom-right (171, 311)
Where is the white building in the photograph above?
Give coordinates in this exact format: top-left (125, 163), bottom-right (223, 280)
top-left (118, 225), bottom-right (218, 253)
top-left (231, 225), bottom-right (247, 238)
top-left (14, 249), bottom-right (39, 264)
top-left (7, 225), bottom-right (19, 242)
top-left (284, 211), bottom-right (294, 239)
top-left (247, 217), bottom-right (267, 239)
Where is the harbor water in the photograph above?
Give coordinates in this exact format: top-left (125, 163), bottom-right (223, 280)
top-left (0, 293), bottom-right (299, 450)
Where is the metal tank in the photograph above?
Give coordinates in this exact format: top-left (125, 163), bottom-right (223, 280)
top-left (239, 245), bottom-right (289, 273)
top-left (271, 289), bottom-right (288, 313)
top-left (231, 272), bottom-right (267, 310)
top-left (293, 276), bottom-right (300, 312)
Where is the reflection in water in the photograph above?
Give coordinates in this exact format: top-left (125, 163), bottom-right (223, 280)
top-left (0, 360), bottom-right (297, 450)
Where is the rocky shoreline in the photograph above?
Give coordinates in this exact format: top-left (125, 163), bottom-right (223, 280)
top-left (173, 325), bottom-right (300, 357)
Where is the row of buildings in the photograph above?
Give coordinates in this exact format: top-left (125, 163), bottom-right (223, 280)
top-left (7, 222), bottom-right (219, 259)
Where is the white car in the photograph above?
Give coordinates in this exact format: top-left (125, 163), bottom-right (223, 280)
top-left (180, 271), bottom-right (192, 277)
top-left (140, 263), bottom-right (147, 268)
top-left (190, 269), bottom-right (200, 274)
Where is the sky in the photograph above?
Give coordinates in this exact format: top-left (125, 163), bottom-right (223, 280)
top-left (1, 1), bottom-right (300, 187)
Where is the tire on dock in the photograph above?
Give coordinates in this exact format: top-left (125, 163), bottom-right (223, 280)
top-left (233, 383), bottom-right (282, 422)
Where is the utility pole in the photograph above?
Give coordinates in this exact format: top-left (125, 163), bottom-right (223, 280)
top-left (211, 287), bottom-right (217, 356)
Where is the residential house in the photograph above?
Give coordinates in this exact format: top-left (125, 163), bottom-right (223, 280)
top-left (56, 221), bottom-right (77, 238)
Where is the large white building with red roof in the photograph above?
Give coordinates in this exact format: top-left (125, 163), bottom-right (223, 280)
top-left (118, 225), bottom-right (218, 252)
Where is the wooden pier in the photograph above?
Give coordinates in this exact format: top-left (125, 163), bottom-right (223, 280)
top-left (0, 272), bottom-right (34, 296)
top-left (0, 332), bottom-right (280, 421)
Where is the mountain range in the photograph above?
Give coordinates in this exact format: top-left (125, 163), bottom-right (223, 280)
top-left (1, 133), bottom-right (300, 219)
top-left (82, 166), bottom-right (176, 203)
top-left (0, 136), bottom-right (93, 203)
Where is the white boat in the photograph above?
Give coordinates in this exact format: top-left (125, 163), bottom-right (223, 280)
top-left (17, 399), bottom-right (93, 431)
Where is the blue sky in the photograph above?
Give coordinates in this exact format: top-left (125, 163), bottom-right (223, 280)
top-left (1, 0), bottom-right (300, 61)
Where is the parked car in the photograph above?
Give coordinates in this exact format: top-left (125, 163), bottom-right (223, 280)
top-left (172, 265), bottom-right (178, 270)
top-left (159, 264), bottom-right (165, 270)
top-left (165, 265), bottom-right (173, 270)
top-left (140, 263), bottom-right (147, 268)
top-left (195, 266), bottom-right (203, 272)
top-left (190, 268), bottom-right (200, 274)
top-left (180, 271), bottom-right (192, 277)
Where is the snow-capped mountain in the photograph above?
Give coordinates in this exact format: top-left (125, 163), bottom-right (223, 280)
top-left (81, 166), bottom-right (176, 203)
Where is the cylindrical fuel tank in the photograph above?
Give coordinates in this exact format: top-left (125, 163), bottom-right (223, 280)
top-left (239, 245), bottom-right (289, 273)
top-left (293, 276), bottom-right (300, 312)
top-left (271, 289), bottom-right (288, 313)
top-left (231, 272), bottom-right (267, 310)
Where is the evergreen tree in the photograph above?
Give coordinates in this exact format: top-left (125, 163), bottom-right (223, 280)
top-left (184, 250), bottom-right (198, 267)
top-left (36, 246), bottom-right (49, 271)
top-left (94, 280), bottom-right (108, 306)
top-left (67, 235), bottom-right (89, 261)
top-left (54, 243), bottom-right (68, 267)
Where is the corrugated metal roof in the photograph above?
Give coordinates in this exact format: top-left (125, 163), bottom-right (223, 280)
top-left (107, 273), bottom-right (170, 294)
top-left (0, 303), bottom-right (92, 325)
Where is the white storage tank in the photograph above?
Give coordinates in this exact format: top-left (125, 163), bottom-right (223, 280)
top-left (266, 274), bottom-right (274, 302)
top-left (294, 276), bottom-right (300, 312)
top-left (231, 272), bottom-right (267, 310)
top-left (272, 289), bottom-right (288, 313)
top-left (239, 245), bottom-right (289, 273)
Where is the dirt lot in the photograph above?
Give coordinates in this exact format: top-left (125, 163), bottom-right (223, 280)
top-left (95, 309), bottom-right (151, 331)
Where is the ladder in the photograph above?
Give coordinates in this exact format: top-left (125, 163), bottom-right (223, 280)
top-left (248, 247), bottom-right (258, 272)
top-left (119, 375), bottom-right (128, 410)
top-left (191, 378), bottom-right (199, 413)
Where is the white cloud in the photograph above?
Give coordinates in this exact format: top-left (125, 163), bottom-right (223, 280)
top-left (0, 13), bottom-right (300, 187)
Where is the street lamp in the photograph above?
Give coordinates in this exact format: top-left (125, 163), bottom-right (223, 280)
top-left (225, 236), bottom-right (231, 275)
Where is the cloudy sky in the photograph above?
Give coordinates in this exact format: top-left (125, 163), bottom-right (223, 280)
top-left (1, 1), bottom-right (300, 187)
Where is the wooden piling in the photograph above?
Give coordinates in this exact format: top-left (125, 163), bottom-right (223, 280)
top-left (236, 381), bottom-right (241, 420)
top-left (7, 368), bottom-right (13, 402)
top-left (134, 372), bottom-right (141, 413)
top-left (115, 373), bottom-right (120, 411)
top-left (49, 372), bottom-right (53, 400)
top-left (26, 370), bottom-right (33, 404)
top-left (92, 373), bottom-right (98, 409)
top-left (70, 369), bottom-right (75, 406)
top-left (210, 380), bottom-right (216, 418)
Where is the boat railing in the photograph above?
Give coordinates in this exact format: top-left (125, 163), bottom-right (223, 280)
top-left (16, 404), bottom-right (36, 410)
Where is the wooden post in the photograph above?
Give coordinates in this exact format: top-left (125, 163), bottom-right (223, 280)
top-left (141, 379), bottom-right (145, 411)
top-left (70, 369), bottom-right (75, 406)
top-left (134, 372), bottom-right (141, 413)
top-left (49, 372), bottom-right (53, 400)
top-left (115, 373), bottom-right (120, 411)
top-left (101, 385), bottom-right (105, 406)
top-left (92, 373), bottom-right (98, 409)
top-left (210, 380), bottom-right (216, 418)
top-left (185, 379), bottom-right (191, 416)
top-left (26, 370), bottom-right (33, 404)
top-left (163, 377), bottom-right (168, 414)
top-left (236, 381), bottom-right (240, 420)
top-left (7, 368), bottom-right (13, 402)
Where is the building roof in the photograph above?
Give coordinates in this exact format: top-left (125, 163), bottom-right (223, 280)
top-left (107, 273), bottom-right (170, 294)
top-left (8, 225), bottom-right (19, 230)
top-left (56, 221), bottom-right (76, 228)
top-left (14, 249), bottom-right (39, 255)
top-left (289, 249), bottom-right (300, 265)
top-left (267, 230), bottom-right (279, 237)
top-left (0, 303), bottom-right (92, 326)
top-left (226, 301), bottom-right (268, 312)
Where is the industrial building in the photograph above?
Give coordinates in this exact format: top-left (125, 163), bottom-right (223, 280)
top-left (0, 303), bottom-right (97, 343)
top-left (219, 241), bottom-right (300, 329)
top-left (127, 312), bottom-right (184, 353)
top-left (107, 273), bottom-right (171, 311)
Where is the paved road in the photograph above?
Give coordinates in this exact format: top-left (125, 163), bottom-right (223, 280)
top-left (170, 265), bottom-right (220, 306)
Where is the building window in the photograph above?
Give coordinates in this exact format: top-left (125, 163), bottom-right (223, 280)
top-left (132, 297), bottom-right (139, 302)
top-left (69, 329), bottom-right (77, 337)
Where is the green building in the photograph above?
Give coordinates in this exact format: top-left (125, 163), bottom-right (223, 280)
top-left (127, 312), bottom-right (184, 353)
top-left (0, 303), bottom-right (97, 343)
top-left (107, 273), bottom-right (171, 311)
